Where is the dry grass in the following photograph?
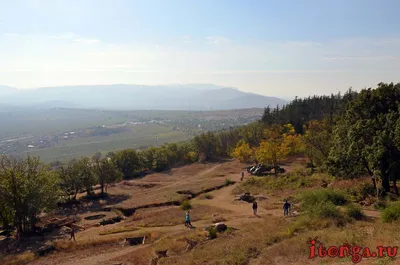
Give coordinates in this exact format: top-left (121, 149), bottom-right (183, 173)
top-left (1, 252), bottom-right (36, 265)
top-left (233, 170), bottom-right (333, 196)
top-left (99, 226), bottom-right (139, 236)
top-left (157, 217), bottom-right (289, 265)
top-left (127, 205), bottom-right (231, 227)
top-left (105, 162), bottom-right (243, 209)
top-left (54, 230), bottom-right (161, 252)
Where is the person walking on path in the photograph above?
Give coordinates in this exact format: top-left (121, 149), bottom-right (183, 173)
top-left (283, 200), bottom-right (291, 217)
top-left (252, 201), bottom-right (258, 216)
top-left (69, 228), bottom-right (76, 241)
top-left (241, 171), bottom-right (244, 182)
top-left (185, 211), bottom-right (193, 228)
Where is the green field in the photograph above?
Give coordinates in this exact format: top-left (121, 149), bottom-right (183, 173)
top-left (1, 108), bottom-right (263, 163)
top-left (24, 125), bottom-right (190, 162)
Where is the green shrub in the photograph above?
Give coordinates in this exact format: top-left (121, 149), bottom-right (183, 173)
top-left (299, 189), bottom-right (347, 211)
top-left (345, 204), bottom-right (365, 220)
top-left (374, 199), bottom-right (387, 210)
top-left (180, 200), bottom-right (192, 211)
top-left (346, 182), bottom-right (376, 201)
top-left (204, 194), bottom-right (213, 200)
top-left (309, 201), bottom-right (340, 218)
top-left (382, 201), bottom-right (400, 223)
top-left (206, 226), bottom-right (217, 239)
top-left (225, 179), bottom-right (235, 186)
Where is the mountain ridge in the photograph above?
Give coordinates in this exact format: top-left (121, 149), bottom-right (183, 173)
top-left (0, 84), bottom-right (287, 110)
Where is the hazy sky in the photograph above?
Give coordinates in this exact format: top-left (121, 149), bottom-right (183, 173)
top-left (1, 0), bottom-right (400, 97)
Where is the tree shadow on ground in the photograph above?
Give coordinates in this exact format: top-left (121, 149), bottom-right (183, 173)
top-left (56, 193), bottom-right (131, 216)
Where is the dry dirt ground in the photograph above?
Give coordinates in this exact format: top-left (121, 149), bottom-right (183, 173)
top-left (2, 157), bottom-right (391, 265)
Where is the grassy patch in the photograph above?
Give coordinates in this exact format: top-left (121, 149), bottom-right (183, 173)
top-left (128, 205), bottom-right (228, 227)
top-left (345, 204), bottom-right (365, 220)
top-left (225, 179), bottom-right (235, 186)
top-left (99, 226), bottom-right (139, 235)
top-left (289, 189), bottom-right (351, 233)
top-left (199, 193), bottom-right (213, 200)
top-left (233, 171), bottom-right (334, 195)
top-left (298, 188), bottom-right (347, 209)
top-left (345, 181), bottom-right (376, 202)
top-left (382, 201), bottom-right (400, 223)
top-left (204, 193), bottom-right (213, 199)
top-left (206, 226), bottom-right (218, 239)
top-left (180, 200), bottom-right (192, 211)
top-left (2, 252), bottom-right (36, 265)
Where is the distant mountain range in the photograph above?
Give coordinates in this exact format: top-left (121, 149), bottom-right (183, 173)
top-left (0, 84), bottom-right (287, 110)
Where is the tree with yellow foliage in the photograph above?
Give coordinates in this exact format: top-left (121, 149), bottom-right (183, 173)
top-left (282, 123), bottom-right (296, 136)
top-left (231, 140), bottom-right (253, 163)
top-left (281, 134), bottom-right (304, 156)
top-left (256, 125), bottom-right (287, 175)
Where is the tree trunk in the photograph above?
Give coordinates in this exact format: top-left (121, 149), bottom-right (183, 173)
top-left (394, 178), bottom-right (399, 195)
top-left (100, 180), bottom-right (105, 196)
top-left (371, 177), bottom-right (376, 190)
top-left (382, 174), bottom-right (390, 192)
top-left (31, 215), bottom-right (37, 232)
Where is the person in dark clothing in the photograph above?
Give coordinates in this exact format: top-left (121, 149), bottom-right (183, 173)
top-left (69, 229), bottom-right (76, 241)
top-left (241, 171), bottom-right (244, 182)
top-left (283, 200), bottom-right (291, 216)
top-left (252, 201), bottom-right (258, 216)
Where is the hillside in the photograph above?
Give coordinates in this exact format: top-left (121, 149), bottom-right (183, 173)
top-left (0, 84), bottom-right (287, 110)
top-left (1, 83), bottom-right (400, 265)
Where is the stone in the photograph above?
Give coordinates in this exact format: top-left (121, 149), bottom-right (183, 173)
top-left (214, 223), bottom-right (227, 232)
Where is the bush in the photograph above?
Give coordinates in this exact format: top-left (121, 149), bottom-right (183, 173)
top-left (346, 182), bottom-right (376, 201)
top-left (345, 204), bottom-right (364, 220)
top-left (299, 189), bottom-right (347, 211)
top-left (180, 200), bottom-right (192, 211)
top-left (382, 201), bottom-right (400, 223)
top-left (309, 201), bottom-right (341, 218)
top-left (206, 226), bottom-right (217, 239)
top-left (225, 179), bottom-right (235, 186)
top-left (204, 194), bottom-right (213, 200)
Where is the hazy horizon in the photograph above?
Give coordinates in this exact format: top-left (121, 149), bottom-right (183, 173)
top-left (1, 0), bottom-right (399, 98)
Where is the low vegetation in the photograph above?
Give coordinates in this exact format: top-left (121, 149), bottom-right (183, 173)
top-left (382, 201), bottom-right (400, 223)
top-left (99, 226), bottom-right (139, 236)
top-left (234, 170), bottom-right (333, 195)
top-left (180, 200), bottom-right (192, 211)
top-left (345, 204), bottom-right (365, 220)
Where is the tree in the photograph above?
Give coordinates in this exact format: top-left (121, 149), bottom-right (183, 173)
top-left (192, 132), bottom-right (217, 162)
top-left (152, 147), bottom-right (169, 172)
top-left (92, 157), bottom-right (122, 196)
top-left (58, 161), bottom-right (82, 201)
top-left (75, 157), bottom-right (97, 196)
top-left (232, 140), bottom-right (253, 163)
top-left (112, 149), bottom-right (143, 178)
top-left (302, 119), bottom-right (332, 167)
top-left (0, 155), bottom-right (60, 233)
top-left (328, 83), bottom-right (400, 192)
top-left (255, 140), bottom-right (285, 175)
top-left (255, 125), bottom-right (287, 175)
